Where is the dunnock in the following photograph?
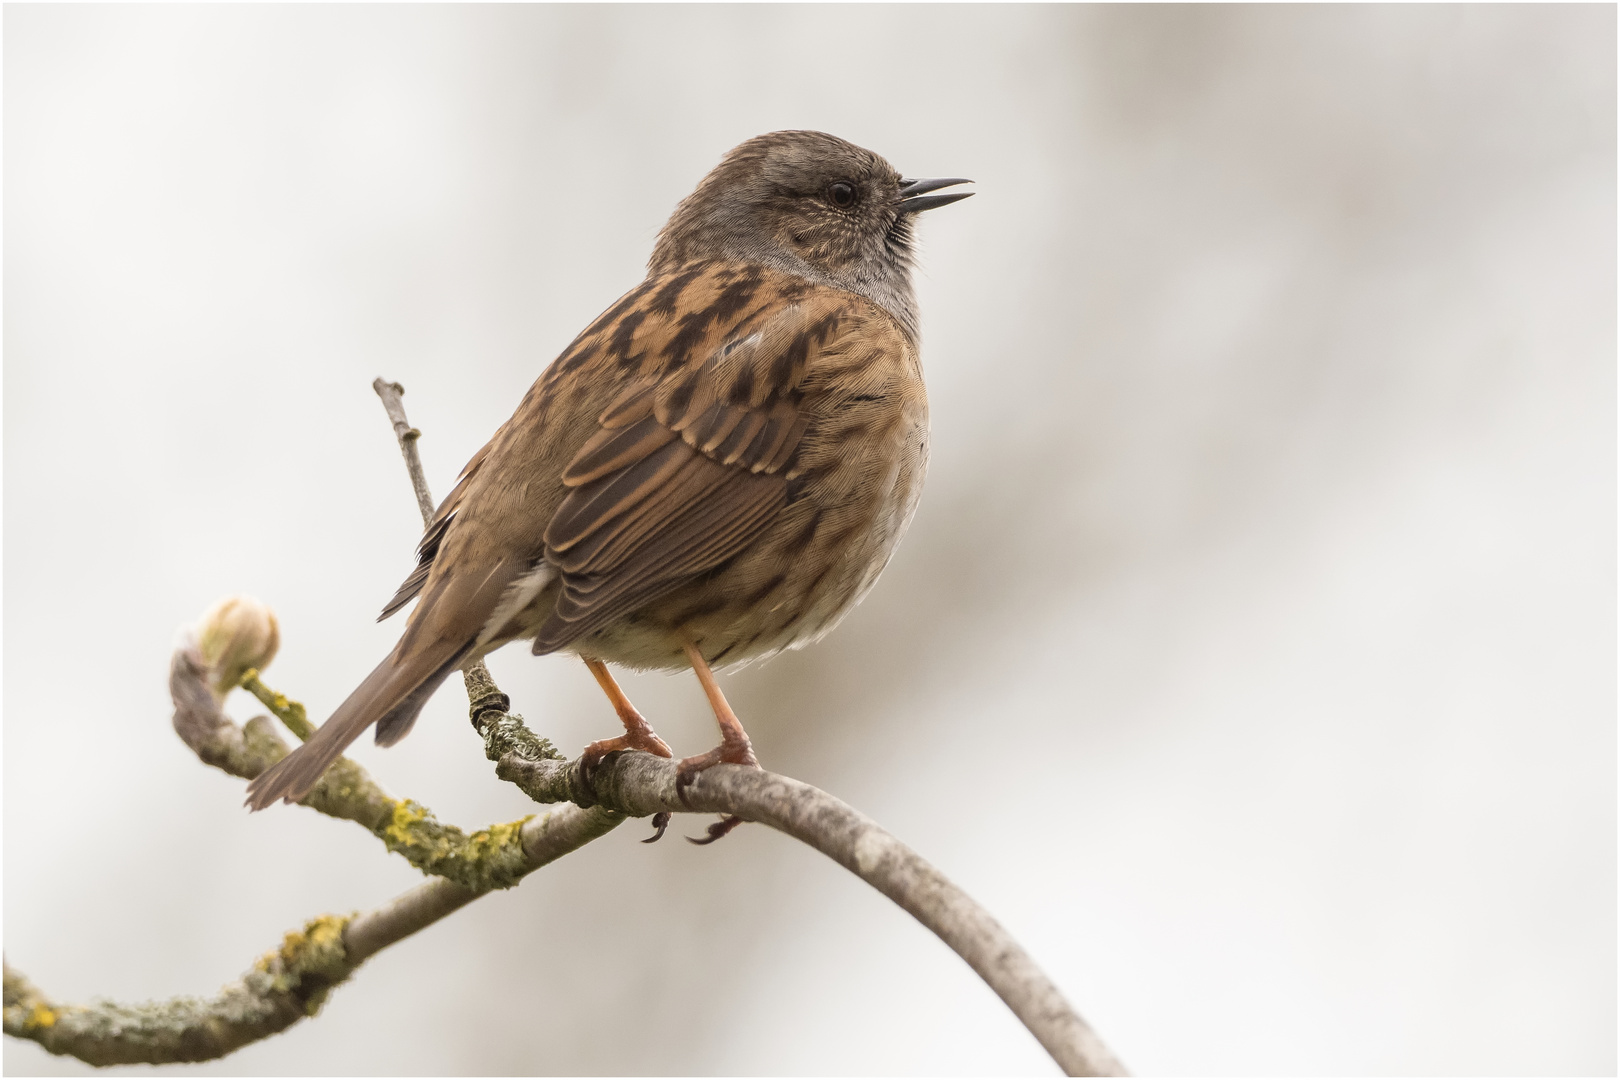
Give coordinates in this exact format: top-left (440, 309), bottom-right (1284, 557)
top-left (246, 130), bottom-right (971, 811)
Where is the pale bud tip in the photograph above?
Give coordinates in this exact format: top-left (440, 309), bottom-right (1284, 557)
top-left (194, 594), bottom-right (281, 700)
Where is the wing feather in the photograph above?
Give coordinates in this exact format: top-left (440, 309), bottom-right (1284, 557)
top-left (530, 302), bottom-right (832, 652)
top-left (550, 449), bottom-right (731, 572)
top-left (547, 439), bottom-right (696, 556)
top-left (562, 415), bottom-right (680, 487)
top-left (534, 465), bottom-right (785, 650)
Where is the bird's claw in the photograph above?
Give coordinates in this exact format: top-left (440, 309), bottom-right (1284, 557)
top-left (687, 814), bottom-right (747, 845)
top-left (642, 811), bottom-right (672, 843)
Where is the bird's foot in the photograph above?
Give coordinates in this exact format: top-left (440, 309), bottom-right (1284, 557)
top-left (674, 733), bottom-right (759, 802)
top-left (581, 724), bottom-right (674, 770)
top-left (580, 722), bottom-right (673, 798)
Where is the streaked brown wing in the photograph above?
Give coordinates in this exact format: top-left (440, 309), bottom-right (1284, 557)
top-left (530, 305), bottom-right (825, 652)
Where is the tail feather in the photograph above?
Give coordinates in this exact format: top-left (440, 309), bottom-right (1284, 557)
top-left (243, 644), bottom-right (465, 811)
top-left (374, 655), bottom-right (463, 747)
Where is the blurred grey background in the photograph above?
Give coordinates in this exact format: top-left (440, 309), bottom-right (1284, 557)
top-left (4, 5), bottom-right (1613, 1075)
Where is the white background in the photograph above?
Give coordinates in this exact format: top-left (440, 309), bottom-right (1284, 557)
top-left (5, 6), bottom-right (1613, 1075)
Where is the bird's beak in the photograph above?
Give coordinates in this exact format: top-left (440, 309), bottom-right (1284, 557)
top-left (897, 176), bottom-right (975, 215)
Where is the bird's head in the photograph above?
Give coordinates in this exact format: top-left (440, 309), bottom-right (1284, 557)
top-left (650, 130), bottom-right (972, 338)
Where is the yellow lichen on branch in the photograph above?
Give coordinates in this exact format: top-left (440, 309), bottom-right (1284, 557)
top-left (257, 914), bottom-right (354, 1015)
top-left (378, 799), bottom-right (535, 893)
top-left (3, 912), bottom-right (358, 1066)
top-left (240, 669), bottom-right (314, 741)
top-left (180, 658), bottom-right (544, 893)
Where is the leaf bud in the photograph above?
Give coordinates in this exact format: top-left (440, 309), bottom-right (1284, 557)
top-left (194, 594), bottom-right (280, 700)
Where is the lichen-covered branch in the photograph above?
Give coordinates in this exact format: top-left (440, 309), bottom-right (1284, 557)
top-left (239, 669), bottom-right (314, 740)
top-left (4, 915), bottom-right (352, 1066)
top-left (21, 617), bottom-right (616, 1069)
top-left (170, 645), bottom-right (572, 893)
top-left (3, 796), bottom-right (621, 1068)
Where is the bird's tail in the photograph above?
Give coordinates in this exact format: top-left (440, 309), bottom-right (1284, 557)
top-left (243, 646), bottom-right (464, 811)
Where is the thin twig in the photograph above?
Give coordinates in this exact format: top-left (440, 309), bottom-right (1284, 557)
top-left (371, 378), bottom-right (435, 525)
top-left (240, 668), bottom-right (314, 740)
top-left (371, 376), bottom-right (501, 702)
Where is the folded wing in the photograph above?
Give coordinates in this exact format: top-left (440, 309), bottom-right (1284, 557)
top-left (530, 305), bottom-right (827, 652)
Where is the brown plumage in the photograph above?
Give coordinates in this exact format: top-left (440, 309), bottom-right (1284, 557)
top-left (244, 130), bottom-right (971, 811)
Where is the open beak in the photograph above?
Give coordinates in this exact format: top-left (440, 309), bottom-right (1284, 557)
top-left (897, 176), bottom-right (975, 215)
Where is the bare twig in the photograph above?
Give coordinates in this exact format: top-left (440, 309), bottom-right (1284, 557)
top-left (371, 376), bottom-right (502, 706)
top-left (371, 378), bottom-right (435, 525)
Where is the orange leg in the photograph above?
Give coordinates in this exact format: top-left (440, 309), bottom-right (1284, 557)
top-left (580, 657), bottom-right (673, 768)
top-left (677, 638), bottom-right (760, 792)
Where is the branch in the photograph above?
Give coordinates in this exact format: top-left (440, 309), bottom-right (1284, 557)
top-left (3, 915), bottom-right (351, 1067)
top-left (171, 643), bottom-right (573, 893)
top-left (3, 646), bottom-right (623, 1068)
top-left (240, 668), bottom-right (315, 740)
top-left (2, 802), bottom-right (619, 1067)
top-left (479, 703), bottom-right (1127, 1076)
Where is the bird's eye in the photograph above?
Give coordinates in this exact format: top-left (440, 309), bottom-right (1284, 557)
top-left (827, 181), bottom-right (857, 209)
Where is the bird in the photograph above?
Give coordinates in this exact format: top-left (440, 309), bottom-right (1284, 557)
top-left (244, 130), bottom-right (972, 813)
